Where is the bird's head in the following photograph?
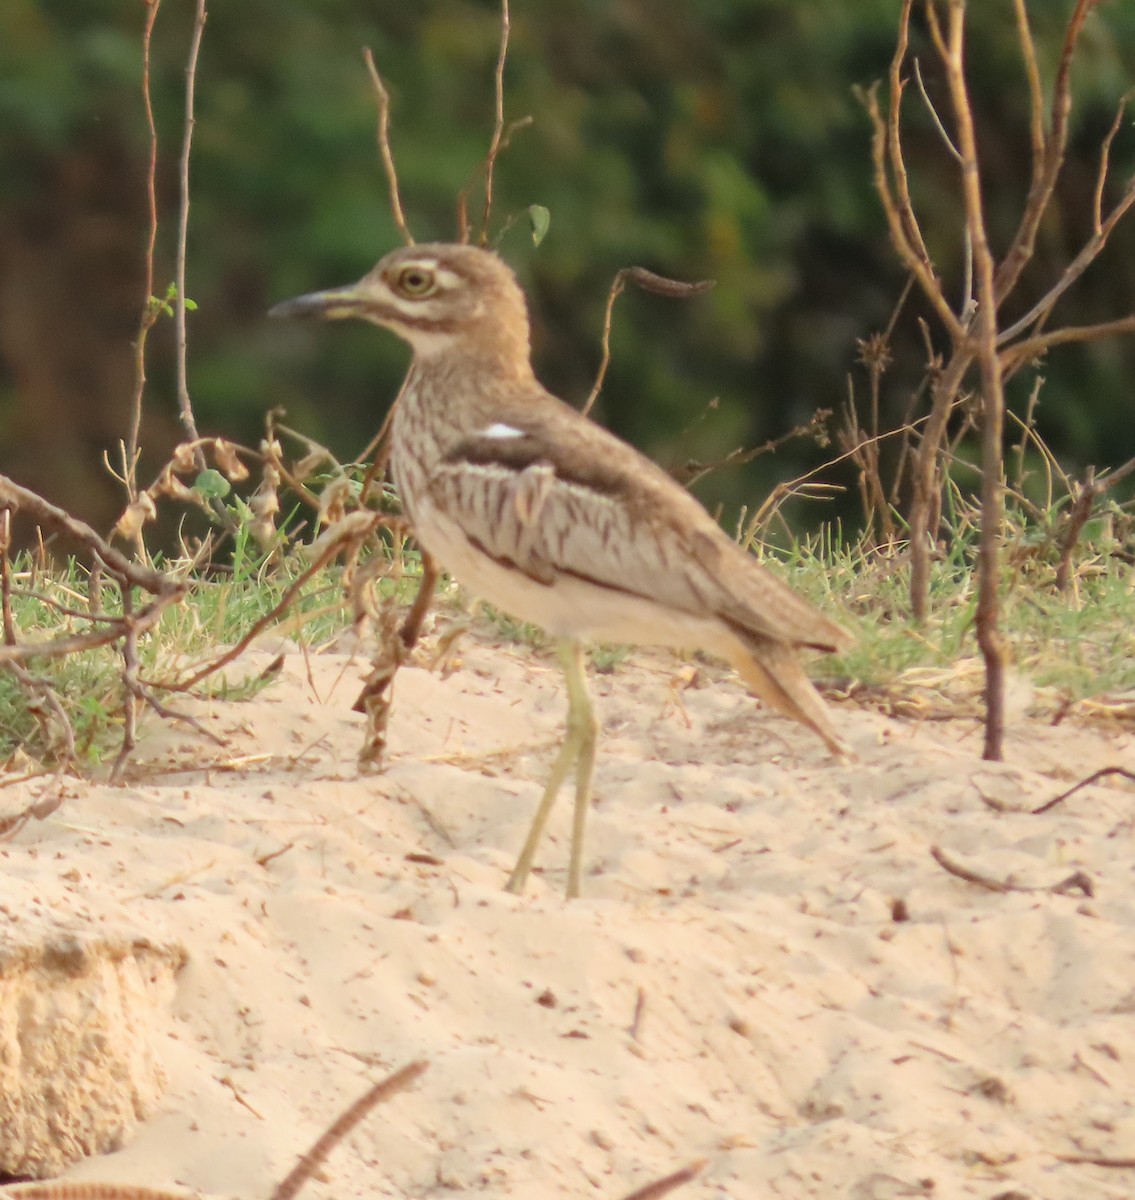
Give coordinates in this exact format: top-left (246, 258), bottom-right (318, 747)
top-left (269, 242), bottom-right (533, 371)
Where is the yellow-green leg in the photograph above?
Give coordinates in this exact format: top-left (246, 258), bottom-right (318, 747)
top-left (504, 640), bottom-right (598, 899)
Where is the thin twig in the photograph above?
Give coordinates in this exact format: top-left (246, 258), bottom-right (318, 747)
top-left (1032, 766), bottom-right (1135, 816)
top-left (1092, 90), bottom-right (1132, 235)
top-left (174, 0), bottom-right (207, 459)
top-left (582, 268), bottom-right (714, 418)
top-left (362, 48), bottom-right (414, 246)
top-left (912, 57), bottom-right (961, 162)
top-left (479, 0), bottom-right (511, 245)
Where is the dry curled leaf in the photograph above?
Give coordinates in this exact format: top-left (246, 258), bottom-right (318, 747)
top-left (170, 441), bottom-right (198, 474)
top-left (212, 438), bottom-right (249, 482)
top-left (113, 492), bottom-right (157, 540)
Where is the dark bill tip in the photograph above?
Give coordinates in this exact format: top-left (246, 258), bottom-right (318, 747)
top-left (267, 287), bottom-right (363, 321)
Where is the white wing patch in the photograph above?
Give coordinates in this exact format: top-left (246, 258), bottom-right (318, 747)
top-left (481, 422), bottom-right (526, 439)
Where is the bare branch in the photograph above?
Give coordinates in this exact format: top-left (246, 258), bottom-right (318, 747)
top-left (860, 82), bottom-right (965, 342)
top-left (174, 0), bottom-right (207, 458)
top-left (362, 48), bottom-right (414, 246)
top-left (1092, 89), bottom-right (1133, 235)
top-left (1002, 313), bottom-right (1135, 371)
top-left (995, 0), bottom-right (1104, 301)
top-left (126, 0), bottom-right (163, 501)
top-left (1010, 0), bottom-right (1045, 174)
top-left (939, 0), bottom-right (1007, 760)
top-left (582, 269), bottom-right (714, 418)
top-left (479, 0), bottom-right (511, 245)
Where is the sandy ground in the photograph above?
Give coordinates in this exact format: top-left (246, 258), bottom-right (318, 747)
top-left (4, 627), bottom-right (1135, 1200)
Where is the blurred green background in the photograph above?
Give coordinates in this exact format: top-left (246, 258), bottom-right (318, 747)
top-left (1, 0), bottom-right (1133, 536)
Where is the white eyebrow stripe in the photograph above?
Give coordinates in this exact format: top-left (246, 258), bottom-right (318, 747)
top-left (480, 423), bottom-right (526, 439)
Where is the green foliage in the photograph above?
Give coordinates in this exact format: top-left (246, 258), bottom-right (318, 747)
top-left (2, 0), bottom-right (1133, 536)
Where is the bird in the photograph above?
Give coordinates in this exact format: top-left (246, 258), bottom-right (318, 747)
top-left (270, 242), bottom-right (851, 899)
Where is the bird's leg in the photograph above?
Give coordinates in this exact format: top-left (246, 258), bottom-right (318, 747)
top-left (564, 642), bottom-right (598, 899)
top-left (504, 640), bottom-right (597, 898)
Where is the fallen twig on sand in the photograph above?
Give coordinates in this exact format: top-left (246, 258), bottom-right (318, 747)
top-left (930, 845), bottom-right (1093, 898)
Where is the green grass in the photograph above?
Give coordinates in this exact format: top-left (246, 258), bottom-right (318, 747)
top-left (0, 543), bottom-right (425, 767)
top-left (2, 512), bottom-right (1132, 773)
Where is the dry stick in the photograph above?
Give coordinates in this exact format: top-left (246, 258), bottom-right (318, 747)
top-left (126, 0), bottom-right (164, 500)
top-left (1032, 765), bottom-right (1135, 816)
top-left (271, 1060), bottom-right (428, 1200)
top-left (479, 0), bottom-right (511, 245)
top-left (362, 48), bottom-right (414, 246)
top-left (582, 268), bottom-right (715, 418)
top-left (930, 845), bottom-right (1093, 898)
top-left (939, 0), bottom-right (1007, 761)
top-left (174, 0), bottom-right (207, 459)
top-left (618, 1161), bottom-right (706, 1200)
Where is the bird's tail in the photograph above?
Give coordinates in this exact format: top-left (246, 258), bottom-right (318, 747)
top-left (723, 633), bottom-right (850, 758)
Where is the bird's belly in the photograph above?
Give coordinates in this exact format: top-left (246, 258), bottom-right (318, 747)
top-left (411, 499), bottom-right (728, 652)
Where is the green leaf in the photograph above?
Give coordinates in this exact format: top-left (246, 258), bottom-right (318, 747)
top-left (527, 204), bottom-right (551, 246)
top-left (184, 297), bottom-right (198, 311)
top-left (192, 469), bottom-right (231, 500)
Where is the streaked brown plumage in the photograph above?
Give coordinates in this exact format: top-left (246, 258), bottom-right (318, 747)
top-left (271, 243), bottom-right (851, 898)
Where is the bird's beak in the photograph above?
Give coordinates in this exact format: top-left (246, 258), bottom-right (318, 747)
top-left (268, 284), bottom-right (367, 322)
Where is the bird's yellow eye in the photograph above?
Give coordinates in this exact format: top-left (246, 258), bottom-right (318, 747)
top-left (396, 265), bottom-right (436, 297)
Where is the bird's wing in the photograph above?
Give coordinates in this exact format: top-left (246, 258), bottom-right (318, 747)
top-left (424, 394), bottom-right (848, 652)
